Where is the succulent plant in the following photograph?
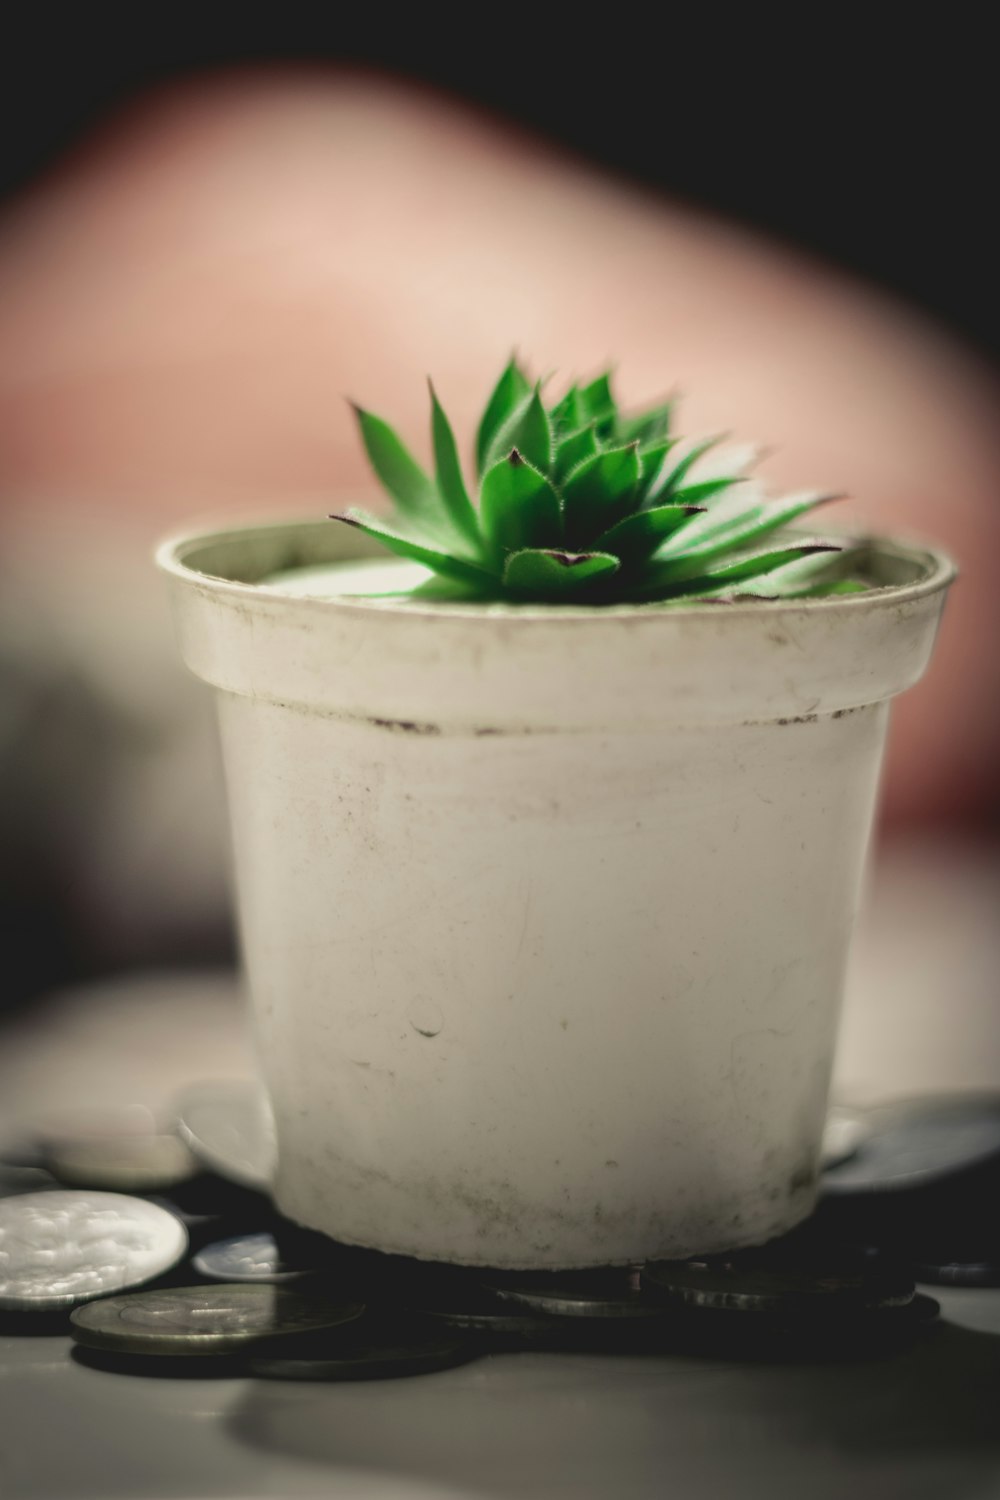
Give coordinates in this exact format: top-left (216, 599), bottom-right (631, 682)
top-left (330, 358), bottom-right (865, 604)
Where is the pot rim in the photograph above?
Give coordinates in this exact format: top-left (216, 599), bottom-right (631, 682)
top-left (156, 516), bottom-right (956, 625)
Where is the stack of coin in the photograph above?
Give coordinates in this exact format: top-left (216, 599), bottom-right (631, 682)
top-left (16, 1088), bottom-right (1000, 1381)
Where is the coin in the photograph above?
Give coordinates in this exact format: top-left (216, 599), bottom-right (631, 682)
top-left (668, 1289), bottom-right (940, 1361)
top-left (192, 1232), bottom-right (325, 1284)
top-left (394, 1268), bottom-right (561, 1339)
top-left (69, 1283), bottom-right (365, 1355)
top-left (484, 1267), bottom-right (667, 1320)
top-left (642, 1248), bottom-right (914, 1317)
top-left (249, 1321), bottom-right (479, 1381)
top-left (173, 1080), bottom-right (276, 1191)
top-left (0, 1190), bottom-right (188, 1311)
top-left (911, 1252), bottom-right (1000, 1288)
top-left (822, 1094), bottom-right (1000, 1195)
top-left (46, 1135), bottom-right (199, 1193)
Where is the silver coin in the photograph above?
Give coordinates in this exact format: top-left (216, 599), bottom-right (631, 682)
top-left (416, 1298), bottom-right (558, 1338)
top-left (642, 1251), bottom-right (914, 1315)
top-left (396, 1278), bottom-right (571, 1340)
top-left (249, 1324), bottom-right (478, 1381)
top-left (70, 1283), bottom-right (365, 1355)
top-left (821, 1107), bottom-right (869, 1170)
top-left (173, 1081), bottom-right (276, 1191)
top-left (192, 1232), bottom-right (314, 1284)
top-left (46, 1135), bottom-right (199, 1193)
top-left (0, 1190), bottom-right (188, 1311)
top-left (485, 1268), bottom-right (666, 1320)
top-left (822, 1093), bottom-right (1000, 1195)
top-left (911, 1255), bottom-right (1000, 1288)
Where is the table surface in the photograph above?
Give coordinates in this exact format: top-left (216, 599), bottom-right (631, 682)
top-left (2, 838), bottom-right (999, 1500)
top-left (3, 1286), bottom-right (1000, 1500)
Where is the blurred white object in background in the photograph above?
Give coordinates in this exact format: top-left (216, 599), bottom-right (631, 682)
top-left (835, 835), bottom-right (1000, 1103)
top-left (0, 510), bottom-right (230, 970)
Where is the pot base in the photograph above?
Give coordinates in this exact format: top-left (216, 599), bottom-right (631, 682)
top-left (273, 1171), bottom-right (819, 1272)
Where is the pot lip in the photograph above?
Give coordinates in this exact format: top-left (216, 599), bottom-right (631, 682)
top-left (156, 515), bottom-right (957, 623)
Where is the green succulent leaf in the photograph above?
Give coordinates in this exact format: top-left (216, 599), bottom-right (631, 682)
top-left (693, 542), bottom-right (841, 586)
top-left (618, 401), bottom-right (673, 447)
top-left (653, 490), bottom-right (840, 577)
top-left (578, 371), bottom-right (617, 432)
top-left (502, 548), bottom-right (620, 598)
top-left (647, 435), bottom-right (727, 505)
top-left (352, 406), bottom-right (449, 540)
top-left (405, 573), bottom-right (490, 602)
top-left (561, 444), bottom-right (642, 549)
top-left (723, 550), bottom-right (869, 600)
top-left (632, 543), bottom-right (842, 601)
top-left (429, 382), bottom-right (482, 552)
top-left (554, 423), bottom-right (600, 482)
top-left (633, 438), bottom-right (681, 504)
top-left (592, 503), bottom-right (706, 564)
top-left (480, 450), bottom-right (563, 561)
top-left (480, 385), bottom-right (554, 475)
top-left (733, 576), bottom-right (869, 600)
top-left (790, 578), bottom-right (868, 597)
top-left (507, 387), bottom-right (554, 473)
top-left (476, 357), bottom-right (531, 477)
top-left (330, 509), bottom-right (494, 590)
top-left (670, 476), bottom-right (745, 508)
top-left (549, 385), bottom-right (583, 433)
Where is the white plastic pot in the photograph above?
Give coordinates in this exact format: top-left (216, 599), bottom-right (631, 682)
top-left (159, 519), bottom-right (953, 1268)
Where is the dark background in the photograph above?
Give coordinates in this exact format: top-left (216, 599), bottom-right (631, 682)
top-left (2, 17), bottom-right (996, 360)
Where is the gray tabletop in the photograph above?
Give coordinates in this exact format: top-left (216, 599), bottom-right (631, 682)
top-left (2, 1284), bottom-right (999, 1500)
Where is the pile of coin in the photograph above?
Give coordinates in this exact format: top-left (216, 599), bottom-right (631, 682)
top-left (3, 1086), bottom-right (999, 1381)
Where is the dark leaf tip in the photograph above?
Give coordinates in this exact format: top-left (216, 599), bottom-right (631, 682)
top-left (541, 551), bottom-right (591, 568)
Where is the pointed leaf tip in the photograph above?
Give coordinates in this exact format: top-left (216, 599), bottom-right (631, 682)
top-left (329, 509), bottom-right (493, 590)
top-left (561, 444), bottom-right (642, 549)
top-left (476, 358), bottom-right (533, 477)
top-left (502, 547), bottom-right (619, 598)
top-left (480, 453), bottom-right (562, 561)
top-left (546, 550), bottom-right (606, 568)
top-left (429, 379), bottom-right (482, 552)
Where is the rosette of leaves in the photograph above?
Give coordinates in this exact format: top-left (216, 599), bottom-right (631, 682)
top-left (330, 359), bottom-right (863, 604)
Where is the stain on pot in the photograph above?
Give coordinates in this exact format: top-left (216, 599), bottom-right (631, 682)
top-left (369, 717), bottom-right (442, 735)
top-left (407, 999), bottom-right (445, 1039)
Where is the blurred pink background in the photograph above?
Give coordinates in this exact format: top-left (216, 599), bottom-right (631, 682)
top-left (0, 67), bottom-right (997, 1022)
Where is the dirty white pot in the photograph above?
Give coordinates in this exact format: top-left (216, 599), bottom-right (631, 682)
top-left (158, 519), bottom-right (953, 1268)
